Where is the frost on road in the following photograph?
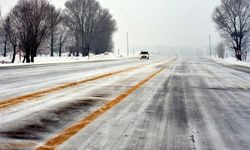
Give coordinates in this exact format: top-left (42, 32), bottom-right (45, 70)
top-left (0, 57), bottom-right (250, 150)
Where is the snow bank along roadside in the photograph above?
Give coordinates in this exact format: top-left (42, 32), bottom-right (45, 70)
top-left (0, 53), bottom-right (125, 67)
top-left (209, 57), bottom-right (250, 68)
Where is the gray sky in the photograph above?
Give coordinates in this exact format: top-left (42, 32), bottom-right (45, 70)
top-left (1, 0), bottom-right (221, 55)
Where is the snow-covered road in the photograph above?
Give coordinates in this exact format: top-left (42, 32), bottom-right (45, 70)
top-left (0, 57), bottom-right (250, 150)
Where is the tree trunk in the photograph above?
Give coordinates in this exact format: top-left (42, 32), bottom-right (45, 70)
top-left (22, 56), bottom-right (26, 63)
top-left (26, 49), bottom-right (31, 63)
top-left (75, 35), bottom-right (79, 57)
top-left (83, 44), bottom-right (88, 57)
top-left (83, 44), bottom-right (86, 56)
top-left (3, 36), bottom-right (7, 57)
top-left (81, 40), bottom-right (84, 57)
top-left (238, 55), bottom-right (242, 61)
top-left (59, 42), bottom-right (62, 57)
top-left (31, 56), bottom-right (34, 62)
top-left (235, 48), bottom-right (242, 61)
top-left (81, 31), bottom-right (84, 57)
top-left (76, 49), bottom-right (79, 56)
top-left (51, 31), bottom-right (54, 57)
top-left (68, 50), bottom-right (72, 57)
top-left (11, 45), bottom-right (17, 63)
top-left (31, 49), bottom-right (35, 63)
top-left (87, 43), bottom-right (90, 59)
top-left (245, 51), bottom-right (248, 61)
top-left (76, 45), bottom-right (79, 57)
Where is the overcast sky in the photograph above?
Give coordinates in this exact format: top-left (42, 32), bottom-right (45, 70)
top-left (1, 0), bottom-right (221, 55)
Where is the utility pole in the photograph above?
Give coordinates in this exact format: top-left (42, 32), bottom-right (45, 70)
top-left (127, 33), bottom-right (129, 58)
top-left (209, 35), bottom-right (212, 57)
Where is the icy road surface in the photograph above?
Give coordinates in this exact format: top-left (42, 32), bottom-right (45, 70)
top-left (0, 57), bottom-right (250, 150)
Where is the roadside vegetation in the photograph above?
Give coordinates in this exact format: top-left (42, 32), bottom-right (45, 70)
top-left (213, 0), bottom-right (250, 61)
top-left (0, 0), bottom-right (117, 63)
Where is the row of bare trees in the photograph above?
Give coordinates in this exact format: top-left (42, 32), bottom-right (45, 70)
top-left (0, 0), bottom-right (117, 63)
top-left (213, 0), bottom-right (250, 61)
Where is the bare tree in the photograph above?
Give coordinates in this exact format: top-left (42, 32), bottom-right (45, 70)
top-left (91, 9), bottom-right (117, 54)
top-left (63, 0), bottom-right (82, 56)
top-left (216, 42), bottom-right (226, 59)
top-left (65, 34), bottom-right (78, 57)
top-left (3, 15), bottom-right (18, 63)
top-left (64, 0), bottom-right (106, 57)
top-left (84, 0), bottom-right (102, 57)
top-left (11, 0), bottom-right (51, 63)
top-left (0, 18), bottom-right (9, 57)
top-left (57, 24), bottom-right (69, 57)
top-left (213, 0), bottom-right (250, 61)
top-left (48, 5), bottom-right (62, 57)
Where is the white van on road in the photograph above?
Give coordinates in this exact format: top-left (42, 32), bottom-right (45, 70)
top-left (140, 51), bottom-right (150, 59)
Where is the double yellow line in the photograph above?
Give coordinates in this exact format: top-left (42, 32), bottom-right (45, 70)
top-left (36, 61), bottom-right (175, 150)
top-left (0, 65), bottom-right (144, 109)
top-left (0, 59), bottom-right (174, 110)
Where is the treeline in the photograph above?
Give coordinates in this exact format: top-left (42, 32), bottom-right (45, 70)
top-left (0, 0), bottom-right (117, 63)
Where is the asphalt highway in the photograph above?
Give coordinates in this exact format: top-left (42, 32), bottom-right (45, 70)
top-left (0, 57), bottom-right (250, 150)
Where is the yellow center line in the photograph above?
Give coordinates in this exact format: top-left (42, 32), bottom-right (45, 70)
top-left (0, 59), bottom-right (174, 110)
top-left (35, 60), bottom-right (175, 150)
top-left (0, 65), bottom-right (145, 110)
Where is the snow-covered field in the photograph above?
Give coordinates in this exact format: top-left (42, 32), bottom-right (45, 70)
top-left (0, 52), bottom-right (124, 67)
